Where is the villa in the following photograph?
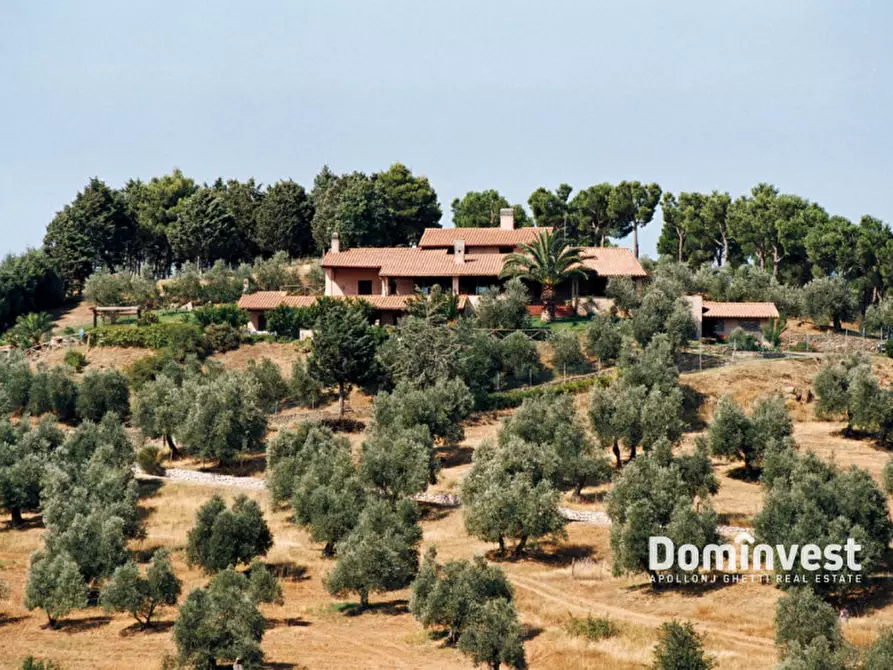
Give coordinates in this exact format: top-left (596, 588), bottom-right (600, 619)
top-left (239, 208), bottom-right (648, 329)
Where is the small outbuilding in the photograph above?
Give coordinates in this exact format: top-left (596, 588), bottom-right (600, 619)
top-left (687, 296), bottom-right (779, 341)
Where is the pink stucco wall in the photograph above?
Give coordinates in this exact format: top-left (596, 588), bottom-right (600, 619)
top-left (326, 268), bottom-right (383, 296)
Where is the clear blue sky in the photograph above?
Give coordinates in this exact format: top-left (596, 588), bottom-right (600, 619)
top-left (2, 1), bottom-right (891, 258)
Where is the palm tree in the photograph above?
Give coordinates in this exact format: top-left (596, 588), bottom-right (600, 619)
top-left (500, 230), bottom-right (587, 322)
top-left (8, 312), bottom-right (54, 348)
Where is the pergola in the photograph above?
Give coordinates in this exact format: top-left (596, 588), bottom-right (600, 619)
top-left (91, 305), bottom-right (142, 328)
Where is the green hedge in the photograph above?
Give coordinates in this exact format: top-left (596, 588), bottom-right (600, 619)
top-left (93, 323), bottom-right (207, 358)
top-left (485, 375), bottom-right (605, 410)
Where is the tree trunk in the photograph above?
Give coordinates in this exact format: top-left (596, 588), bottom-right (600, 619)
top-left (573, 480), bottom-right (584, 500)
top-left (612, 440), bottom-right (622, 469)
top-left (165, 434), bottom-right (179, 460)
top-left (497, 535), bottom-right (506, 556)
top-left (10, 506), bottom-right (23, 526)
top-left (540, 284), bottom-right (555, 323)
top-left (338, 381), bottom-right (346, 418)
top-left (721, 234), bottom-right (730, 267)
top-left (834, 315), bottom-right (842, 332)
top-left (359, 590), bottom-right (369, 610)
top-left (629, 442), bottom-right (637, 461)
top-left (513, 536), bottom-right (528, 557)
top-left (677, 233), bottom-right (685, 263)
top-left (633, 224), bottom-right (639, 259)
top-left (323, 541), bottom-right (336, 557)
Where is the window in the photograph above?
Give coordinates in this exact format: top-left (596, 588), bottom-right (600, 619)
top-left (358, 280), bottom-right (373, 295)
top-left (739, 320), bottom-right (760, 332)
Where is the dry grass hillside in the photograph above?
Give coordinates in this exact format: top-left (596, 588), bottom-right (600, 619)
top-left (4, 346), bottom-right (893, 668)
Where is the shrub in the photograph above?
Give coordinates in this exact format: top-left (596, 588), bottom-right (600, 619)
top-left (652, 620), bottom-right (715, 670)
top-left (76, 369), bottom-right (130, 421)
top-left (137, 310), bottom-right (159, 326)
top-left (245, 358), bottom-right (288, 412)
top-left (93, 323), bottom-right (207, 359)
top-left (475, 278), bottom-right (531, 330)
top-left (0, 351), bottom-right (32, 412)
top-left (192, 303), bottom-right (247, 328)
top-left (289, 360), bottom-right (324, 407)
top-left (27, 364), bottom-right (78, 422)
top-left (552, 331), bottom-right (588, 374)
top-left (565, 613), bottom-right (618, 641)
top-left (186, 495), bottom-right (274, 573)
top-left (137, 444), bottom-right (166, 476)
top-left (499, 331), bottom-right (541, 381)
top-left (727, 327), bottom-right (758, 351)
top-left (6, 312), bottom-right (53, 348)
top-left (585, 313), bottom-right (622, 365)
top-left (318, 417), bottom-right (366, 433)
top-left (204, 323), bottom-right (241, 353)
top-left (486, 376), bottom-right (603, 410)
top-left (63, 349), bottom-right (86, 371)
top-left (266, 305), bottom-right (318, 339)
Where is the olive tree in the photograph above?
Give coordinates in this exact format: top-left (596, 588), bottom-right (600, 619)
top-left (132, 374), bottom-right (186, 458)
top-left (176, 373), bottom-right (267, 465)
top-left (498, 331), bottom-right (541, 382)
top-left (290, 441), bottom-right (368, 556)
top-left (475, 278), bottom-right (532, 330)
top-left (358, 425), bottom-right (432, 500)
top-left (100, 549), bottom-right (182, 628)
top-left (774, 588), bottom-right (842, 659)
top-left (0, 417), bottom-right (64, 525)
top-left (75, 369), bottom-right (130, 422)
top-left (24, 549), bottom-right (88, 627)
top-left (756, 450), bottom-right (891, 597)
top-left (462, 437), bottom-right (567, 557)
top-left (174, 564), bottom-right (281, 670)
top-left (410, 547), bottom-right (514, 645)
top-left (707, 395), bottom-right (793, 472)
top-left (325, 498), bottom-right (422, 610)
top-left (585, 313), bottom-right (622, 367)
top-left (607, 450), bottom-right (719, 582)
top-left (501, 394), bottom-right (611, 498)
top-left (186, 495), bottom-right (274, 573)
top-left (457, 598), bottom-right (527, 670)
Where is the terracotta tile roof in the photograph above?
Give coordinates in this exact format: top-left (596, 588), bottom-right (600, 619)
top-left (577, 247), bottom-right (648, 277)
top-left (321, 247), bottom-right (445, 268)
top-left (379, 253), bottom-right (506, 277)
top-left (702, 301), bottom-right (779, 319)
top-left (418, 227), bottom-right (553, 248)
top-left (237, 292), bottom-right (467, 312)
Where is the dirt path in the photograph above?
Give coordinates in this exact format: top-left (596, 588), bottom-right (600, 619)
top-left (140, 467), bottom-right (751, 537)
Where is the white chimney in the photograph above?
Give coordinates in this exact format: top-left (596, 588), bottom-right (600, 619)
top-left (330, 231), bottom-right (340, 254)
top-left (454, 239), bottom-right (465, 264)
top-left (499, 208), bottom-right (515, 230)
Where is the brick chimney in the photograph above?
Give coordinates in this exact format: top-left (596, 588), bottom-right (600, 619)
top-left (330, 231), bottom-right (340, 254)
top-left (454, 239), bottom-right (465, 264)
top-left (499, 208), bottom-right (515, 230)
